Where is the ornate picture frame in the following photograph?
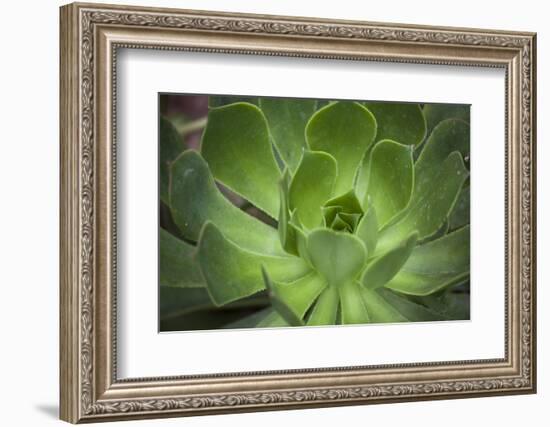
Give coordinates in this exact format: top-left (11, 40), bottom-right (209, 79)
top-left (60, 2), bottom-right (536, 423)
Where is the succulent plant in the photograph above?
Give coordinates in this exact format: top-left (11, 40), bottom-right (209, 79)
top-left (160, 97), bottom-right (470, 330)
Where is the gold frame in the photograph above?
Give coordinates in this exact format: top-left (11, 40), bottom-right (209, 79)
top-left (60, 2), bottom-right (537, 423)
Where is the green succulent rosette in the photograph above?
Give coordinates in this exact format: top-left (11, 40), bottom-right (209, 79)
top-left (160, 98), bottom-right (470, 330)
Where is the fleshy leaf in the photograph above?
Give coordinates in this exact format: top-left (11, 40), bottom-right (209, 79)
top-left (324, 189), bottom-right (363, 214)
top-left (322, 206), bottom-right (342, 227)
top-left (306, 229), bottom-right (367, 286)
top-left (160, 200), bottom-right (184, 240)
top-left (307, 286), bottom-right (339, 326)
top-left (278, 170), bottom-right (298, 255)
top-left (289, 151), bottom-right (337, 229)
top-left (322, 189), bottom-right (364, 231)
top-left (256, 310), bottom-right (290, 328)
top-left (355, 204), bottom-right (378, 256)
top-left (366, 288), bottom-right (442, 322)
top-left (209, 96), bottom-right (258, 108)
top-left (415, 119), bottom-right (470, 188)
top-left (222, 307), bottom-right (275, 329)
top-left (160, 228), bottom-right (204, 288)
top-left (412, 285), bottom-right (470, 320)
top-left (449, 186), bottom-right (470, 231)
top-left (160, 292), bottom-right (270, 331)
top-left (263, 269), bottom-right (326, 326)
top-left (385, 226), bottom-right (470, 295)
top-left (338, 212), bottom-right (362, 231)
top-left (354, 145), bottom-right (373, 204)
top-left (288, 217), bottom-right (312, 266)
top-left (359, 287), bottom-right (408, 323)
top-left (159, 286), bottom-right (213, 320)
top-left (160, 117), bottom-right (184, 205)
top-left (361, 139), bottom-right (414, 226)
top-left (417, 219), bottom-right (450, 246)
top-left (375, 151), bottom-right (468, 255)
top-left (331, 215), bottom-right (352, 232)
top-left (362, 232), bottom-right (418, 289)
top-left (306, 102), bottom-right (377, 195)
top-left (339, 281), bottom-right (370, 324)
top-left (364, 102), bottom-right (426, 146)
top-left (201, 102), bottom-right (281, 218)
top-left (423, 104), bottom-right (470, 136)
top-left (259, 98), bottom-right (317, 171)
top-left (198, 222), bottom-right (310, 305)
top-left (170, 150), bottom-right (284, 255)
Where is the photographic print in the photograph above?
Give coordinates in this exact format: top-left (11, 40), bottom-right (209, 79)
top-left (159, 95), bottom-right (470, 332)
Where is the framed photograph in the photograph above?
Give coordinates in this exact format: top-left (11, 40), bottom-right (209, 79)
top-left (60, 2), bottom-right (537, 423)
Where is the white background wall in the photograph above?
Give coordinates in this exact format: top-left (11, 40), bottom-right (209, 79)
top-left (0, 0), bottom-right (546, 425)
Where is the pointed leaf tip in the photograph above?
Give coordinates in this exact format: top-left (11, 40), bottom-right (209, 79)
top-left (362, 231), bottom-right (418, 289)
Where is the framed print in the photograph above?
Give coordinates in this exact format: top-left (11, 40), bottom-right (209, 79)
top-left (59, 2), bottom-right (537, 423)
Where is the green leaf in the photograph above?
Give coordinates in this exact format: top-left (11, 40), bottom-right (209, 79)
top-left (414, 287), bottom-right (470, 320)
top-left (201, 102), bottom-right (281, 218)
top-left (160, 200), bottom-right (184, 240)
top-left (289, 151), bottom-right (337, 229)
top-left (339, 281), bottom-right (370, 324)
top-left (415, 119), bottom-right (470, 188)
top-left (364, 102), bottom-right (426, 146)
top-left (331, 215), bottom-right (352, 232)
top-left (209, 96), bottom-right (258, 108)
top-left (306, 229), bottom-right (367, 286)
top-left (278, 170), bottom-right (298, 255)
top-left (256, 310), bottom-right (290, 328)
top-left (160, 292), bottom-right (269, 330)
top-left (362, 232), bottom-right (418, 289)
top-left (416, 219), bottom-right (449, 246)
top-left (307, 286), bottom-right (339, 326)
top-left (449, 186), bottom-right (470, 231)
top-left (263, 269), bottom-right (326, 326)
top-left (355, 204), bottom-right (378, 255)
top-left (306, 102), bottom-right (377, 196)
top-left (316, 99), bottom-right (332, 110)
top-left (224, 306), bottom-right (296, 329)
top-left (423, 104), bottom-right (470, 136)
top-left (170, 150), bottom-right (284, 255)
top-left (288, 217), bottom-right (312, 266)
top-left (337, 212), bottom-right (362, 231)
top-left (321, 206), bottom-right (341, 228)
top-left (354, 145), bottom-right (373, 204)
top-left (375, 151), bottom-right (468, 255)
top-left (324, 189), bottom-right (363, 214)
top-left (385, 225), bottom-right (470, 295)
top-left (328, 212), bottom-right (361, 233)
top-left (359, 287), bottom-right (408, 323)
top-left (159, 228), bottom-right (204, 288)
top-left (160, 117), bottom-right (184, 205)
top-left (362, 140), bottom-right (414, 226)
top-left (370, 288), bottom-right (442, 322)
top-left (440, 292), bottom-right (470, 320)
top-left (222, 307), bottom-right (273, 329)
top-left (259, 98), bottom-right (317, 171)
top-left (159, 286), bottom-right (213, 319)
top-left (198, 222), bottom-right (310, 305)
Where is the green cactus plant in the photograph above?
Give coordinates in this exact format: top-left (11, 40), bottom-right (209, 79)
top-left (160, 96), bottom-right (470, 330)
